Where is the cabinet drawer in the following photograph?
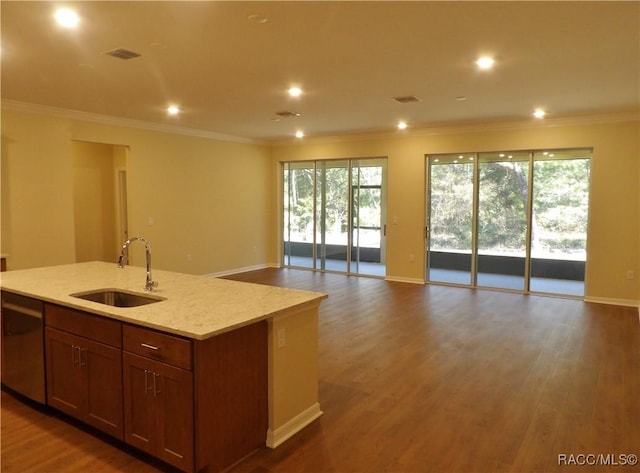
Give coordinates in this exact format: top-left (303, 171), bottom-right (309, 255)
top-left (45, 304), bottom-right (121, 348)
top-left (123, 324), bottom-right (192, 370)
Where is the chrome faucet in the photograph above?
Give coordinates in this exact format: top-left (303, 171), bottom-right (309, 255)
top-left (117, 237), bottom-right (159, 291)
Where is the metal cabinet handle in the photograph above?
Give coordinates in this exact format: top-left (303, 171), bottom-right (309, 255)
top-left (141, 343), bottom-right (159, 351)
top-left (71, 346), bottom-right (86, 367)
top-left (153, 372), bottom-right (161, 397)
top-left (144, 369), bottom-right (154, 395)
top-left (79, 347), bottom-right (87, 367)
top-left (71, 345), bottom-right (79, 367)
top-left (143, 370), bottom-right (162, 397)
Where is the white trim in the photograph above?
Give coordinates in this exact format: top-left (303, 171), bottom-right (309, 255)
top-left (384, 276), bottom-right (425, 285)
top-left (1, 99), bottom-right (264, 145)
top-left (584, 296), bottom-right (640, 308)
top-left (205, 263), bottom-right (278, 278)
top-left (266, 402), bottom-right (323, 449)
top-left (271, 110), bottom-right (640, 146)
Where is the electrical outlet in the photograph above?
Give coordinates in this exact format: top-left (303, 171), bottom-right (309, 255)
top-left (277, 328), bottom-right (286, 348)
top-left (626, 270), bottom-right (635, 280)
top-left (409, 254), bottom-right (415, 262)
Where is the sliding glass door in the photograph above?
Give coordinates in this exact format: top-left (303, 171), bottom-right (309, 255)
top-left (477, 151), bottom-right (530, 290)
top-left (351, 159), bottom-right (386, 276)
top-left (315, 160), bottom-right (349, 272)
top-left (529, 150), bottom-right (590, 296)
top-left (283, 162), bottom-right (314, 268)
top-left (426, 154), bottom-right (474, 285)
top-left (426, 148), bottom-right (590, 297)
top-left (283, 158), bottom-right (387, 276)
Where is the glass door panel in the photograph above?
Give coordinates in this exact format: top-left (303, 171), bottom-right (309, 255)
top-left (477, 152), bottom-right (530, 290)
top-left (427, 154), bottom-right (475, 285)
top-left (283, 162), bottom-right (315, 268)
top-left (315, 161), bottom-right (349, 272)
top-left (529, 149), bottom-right (590, 296)
top-left (351, 159), bottom-right (385, 276)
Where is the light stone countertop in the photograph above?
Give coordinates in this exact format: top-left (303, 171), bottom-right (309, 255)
top-left (0, 261), bottom-right (327, 340)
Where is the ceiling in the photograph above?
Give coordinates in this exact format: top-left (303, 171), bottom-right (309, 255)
top-left (2, 1), bottom-right (639, 142)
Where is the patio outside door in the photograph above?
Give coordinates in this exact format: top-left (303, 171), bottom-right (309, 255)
top-left (283, 158), bottom-right (386, 276)
top-left (426, 149), bottom-right (590, 297)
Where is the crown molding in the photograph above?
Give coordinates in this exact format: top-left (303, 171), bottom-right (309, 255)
top-left (3, 99), bottom-right (636, 148)
top-left (271, 110), bottom-right (640, 146)
top-left (0, 99), bottom-right (265, 146)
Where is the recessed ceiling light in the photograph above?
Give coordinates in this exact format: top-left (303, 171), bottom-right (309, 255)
top-left (167, 105), bottom-right (180, 116)
top-left (533, 109), bottom-right (546, 119)
top-left (288, 87), bottom-right (302, 98)
top-left (276, 110), bottom-right (300, 118)
top-left (248, 14), bottom-right (268, 24)
top-left (295, 130), bottom-right (304, 138)
top-left (476, 56), bottom-right (495, 70)
top-left (397, 121), bottom-right (408, 130)
top-left (55, 8), bottom-right (79, 28)
top-left (393, 95), bottom-right (421, 103)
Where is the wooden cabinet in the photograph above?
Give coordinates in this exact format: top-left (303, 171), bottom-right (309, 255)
top-left (44, 304), bottom-right (123, 439)
top-left (41, 302), bottom-right (268, 473)
top-left (122, 325), bottom-right (194, 472)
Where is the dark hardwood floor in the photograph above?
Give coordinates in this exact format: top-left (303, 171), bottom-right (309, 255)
top-left (2, 268), bottom-right (639, 472)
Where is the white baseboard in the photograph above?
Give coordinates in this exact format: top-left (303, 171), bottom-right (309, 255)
top-left (266, 403), bottom-right (323, 449)
top-left (384, 276), bottom-right (425, 285)
top-left (204, 263), bottom-right (278, 278)
top-left (584, 296), bottom-right (640, 308)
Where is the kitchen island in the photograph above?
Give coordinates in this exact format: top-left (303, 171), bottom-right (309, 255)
top-left (0, 261), bottom-right (327, 472)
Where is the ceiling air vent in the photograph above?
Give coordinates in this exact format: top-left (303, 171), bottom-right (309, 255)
top-left (103, 48), bottom-right (141, 60)
top-left (275, 111), bottom-right (300, 118)
top-left (393, 95), bottom-right (421, 103)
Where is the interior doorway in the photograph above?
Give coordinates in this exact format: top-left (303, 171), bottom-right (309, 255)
top-left (72, 141), bottom-right (129, 263)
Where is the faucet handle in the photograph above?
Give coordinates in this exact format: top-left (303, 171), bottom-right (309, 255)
top-left (145, 280), bottom-right (159, 292)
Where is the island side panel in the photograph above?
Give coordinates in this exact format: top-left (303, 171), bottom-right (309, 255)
top-left (193, 321), bottom-right (268, 473)
top-left (267, 301), bottom-right (323, 448)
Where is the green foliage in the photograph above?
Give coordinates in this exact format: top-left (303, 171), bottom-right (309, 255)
top-left (429, 157), bottom-right (590, 255)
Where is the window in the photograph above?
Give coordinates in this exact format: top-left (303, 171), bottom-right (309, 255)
top-left (426, 148), bottom-right (591, 296)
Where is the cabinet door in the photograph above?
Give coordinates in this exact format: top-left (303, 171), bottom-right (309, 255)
top-left (45, 327), bottom-right (83, 418)
top-left (46, 327), bottom-right (124, 439)
top-left (123, 352), bottom-right (157, 456)
top-left (123, 352), bottom-right (194, 472)
top-left (83, 338), bottom-right (123, 439)
top-left (154, 360), bottom-right (194, 472)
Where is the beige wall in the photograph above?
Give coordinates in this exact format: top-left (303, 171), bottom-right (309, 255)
top-left (2, 107), bottom-right (638, 305)
top-left (271, 118), bottom-right (640, 306)
top-left (1, 108), bottom-right (274, 275)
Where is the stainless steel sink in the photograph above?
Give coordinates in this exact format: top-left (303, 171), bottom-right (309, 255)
top-left (70, 289), bottom-right (165, 307)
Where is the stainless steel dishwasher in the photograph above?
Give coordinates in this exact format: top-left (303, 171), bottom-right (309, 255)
top-left (1, 291), bottom-right (46, 403)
